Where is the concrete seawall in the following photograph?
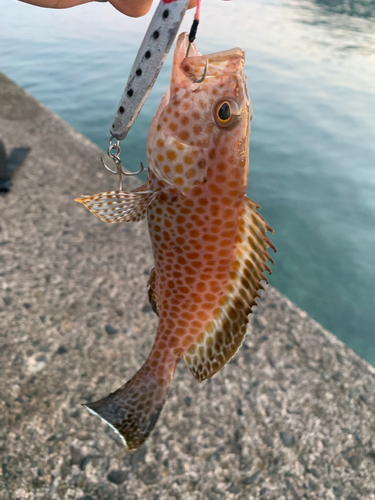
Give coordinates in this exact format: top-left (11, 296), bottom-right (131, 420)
top-left (1, 72), bottom-right (374, 500)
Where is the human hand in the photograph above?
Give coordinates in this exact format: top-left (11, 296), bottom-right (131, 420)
top-left (19, 0), bottom-right (197, 17)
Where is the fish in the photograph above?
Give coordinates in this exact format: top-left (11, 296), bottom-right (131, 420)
top-left (111, 0), bottom-right (191, 141)
top-left (76, 32), bottom-right (276, 451)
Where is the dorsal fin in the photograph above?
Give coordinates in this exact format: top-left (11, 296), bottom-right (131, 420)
top-left (184, 196), bottom-right (276, 382)
top-left (75, 184), bottom-right (159, 223)
top-left (147, 267), bottom-right (159, 316)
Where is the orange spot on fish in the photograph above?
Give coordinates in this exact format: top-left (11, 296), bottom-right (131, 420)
top-left (220, 239), bottom-right (233, 247)
top-left (209, 184), bottom-right (222, 195)
top-left (182, 335), bottom-right (194, 348)
top-left (187, 344), bottom-right (196, 355)
top-left (167, 150), bottom-right (177, 161)
top-left (191, 186), bottom-right (202, 197)
top-left (179, 131), bottom-right (189, 141)
top-left (197, 310), bottom-right (209, 321)
top-left (197, 332), bottom-right (205, 343)
top-left (229, 189), bottom-right (240, 197)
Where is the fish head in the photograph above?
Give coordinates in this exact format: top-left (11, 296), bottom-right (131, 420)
top-left (147, 32), bottom-right (251, 195)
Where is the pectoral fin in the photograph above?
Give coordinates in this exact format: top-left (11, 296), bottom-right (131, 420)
top-left (75, 184), bottom-right (159, 223)
top-left (184, 196), bottom-right (276, 382)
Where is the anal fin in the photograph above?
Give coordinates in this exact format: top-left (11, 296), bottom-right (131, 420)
top-left (75, 184), bottom-right (159, 223)
top-left (147, 267), bottom-right (159, 316)
top-left (184, 196), bottom-right (276, 382)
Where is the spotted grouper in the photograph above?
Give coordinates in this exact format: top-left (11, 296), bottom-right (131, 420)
top-left (76, 32), bottom-right (276, 450)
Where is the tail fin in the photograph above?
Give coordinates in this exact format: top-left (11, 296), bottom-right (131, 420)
top-left (84, 359), bottom-right (174, 450)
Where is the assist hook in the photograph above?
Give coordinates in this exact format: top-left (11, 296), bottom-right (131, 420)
top-left (100, 137), bottom-right (145, 191)
top-left (185, 0), bottom-right (206, 83)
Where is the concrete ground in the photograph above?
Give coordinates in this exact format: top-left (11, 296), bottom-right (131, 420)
top-left (1, 72), bottom-right (375, 500)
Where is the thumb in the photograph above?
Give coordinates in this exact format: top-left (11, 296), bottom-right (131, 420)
top-left (109, 0), bottom-right (197, 18)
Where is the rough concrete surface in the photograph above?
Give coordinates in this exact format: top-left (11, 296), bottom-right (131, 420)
top-left (1, 72), bottom-right (375, 500)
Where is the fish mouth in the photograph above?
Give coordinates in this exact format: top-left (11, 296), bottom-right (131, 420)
top-left (171, 33), bottom-right (245, 89)
top-left (171, 33), bottom-right (202, 88)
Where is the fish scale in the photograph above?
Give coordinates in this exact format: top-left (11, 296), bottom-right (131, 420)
top-left (76, 32), bottom-right (275, 450)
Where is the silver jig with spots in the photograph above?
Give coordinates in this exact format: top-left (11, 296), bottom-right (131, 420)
top-left (110, 0), bottom-right (191, 141)
top-left (101, 0), bottom-right (203, 187)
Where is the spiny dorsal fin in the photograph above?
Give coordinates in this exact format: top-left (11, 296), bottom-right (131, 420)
top-left (75, 184), bottom-right (159, 223)
top-left (147, 267), bottom-right (159, 316)
top-left (184, 196), bottom-right (276, 382)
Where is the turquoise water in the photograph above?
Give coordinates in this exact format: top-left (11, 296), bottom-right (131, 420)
top-left (1, 0), bottom-right (374, 362)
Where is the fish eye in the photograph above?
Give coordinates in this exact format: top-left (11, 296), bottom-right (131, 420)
top-left (214, 99), bottom-right (240, 129)
top-left (218, 102), bottom-right (231, 122)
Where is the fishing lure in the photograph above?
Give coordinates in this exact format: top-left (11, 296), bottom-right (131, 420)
top-left (102, 0), bottom-right (202, 187)
top-left (111, 0), bottom-right (192, 142)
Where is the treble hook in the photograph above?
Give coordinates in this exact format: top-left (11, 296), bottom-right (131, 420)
top-left (100, 137), bottom-right (145, 191)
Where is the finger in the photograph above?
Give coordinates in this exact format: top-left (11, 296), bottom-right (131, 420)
top-left (20, 0), bottom-right (152, 14)
top-left (20, 0), bottom-right (197, 14)
top-left (109, 0), bottom-right (197, 18)
top-left (19, 0), bottom-right (92, 7)
top-left (109, 0), bottom-right (153, 17)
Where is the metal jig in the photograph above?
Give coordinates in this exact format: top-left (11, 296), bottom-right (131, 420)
top-left (111, 0), bottom-right (190, 141)
top-left (100, 137), bottom-right (145, 191)
top-left (100, 0), bottom-right (202, 191)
